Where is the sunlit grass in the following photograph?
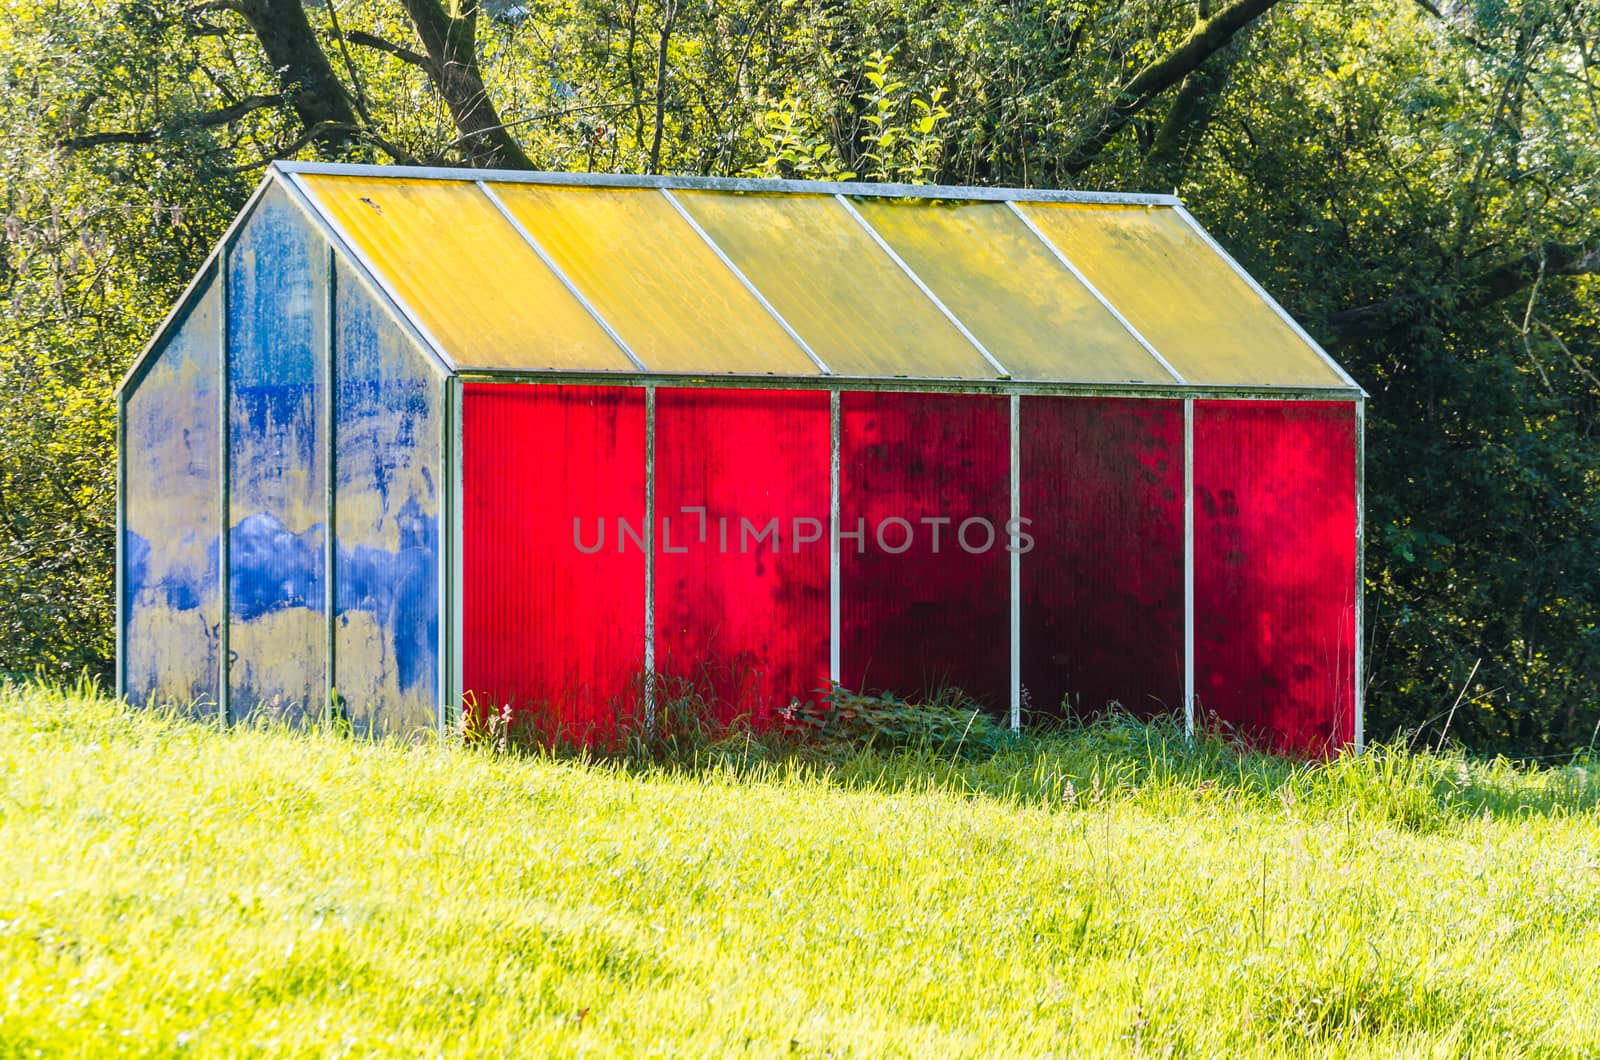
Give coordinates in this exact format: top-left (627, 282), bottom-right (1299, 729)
top-left (2, 679), bottom-right (1599, 1056)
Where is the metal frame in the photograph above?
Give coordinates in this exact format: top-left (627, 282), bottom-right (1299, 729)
top-left (270, 161), bottom-right (1362, 397)
top-left (120, 162), bottom-right (1372, 750)
top-left (451, 368), bottom-right (1361, 402)
top-left (278, 179), bottom-right (454, 383)
top-left (1005, 201), bottom-right (1186, 385)
top-left (829, 390), bottom-right (842, 686)
top-left (445, 376), bottom-right (465, 740)
top-left (217, 243), bottom-right (232, 729)
top-left (1183, 399), bottom-right (1195, 740)
top-left (323, 244), bottom-right (339, 728)
top-left (643, 386), bottom-right (658, 729)
top-left (476, 180), bottom-right (647, 371)
top-left (273, 159), bottom-right (1183, 207)
top-left (660, 188), bottom-right (832, 376)
top-left (281, 173), bottom-right (459, 377)
top-left (293, 179), bottom-right (459, 736)
top-left (140, 173), bottom-right (456, 731)
top-left (114, 391), bottom-right (127, 702)
top-left (1172, 205), bottom-right (1367, 396)
top-left (1354, 398), bottom-right (1366, 751)
top-left (1009, 393), bottom-right (1022, 731)
top-left (835, 194), bottom-right (1011, 378)
top-left (117, 257), bottom-right (224, 708)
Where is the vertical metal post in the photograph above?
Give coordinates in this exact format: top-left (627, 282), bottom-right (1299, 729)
top-left (1009, 392), bottom-right (1021, 732)
top-left (438, 377), bottom-right (457, 742)
top-left (1354, 398), bottom-right (1366, 752)
top-left (217, 244), bottom-right (232, 729)
top-left (644, 385), bottom-right (657, 729)
top-left (114, 391), bottom-right (127, 702)
top-left (829, 390), bottom-right (841, 686)
top-left (324, 246), bottom-right (339, 727)
top-left (445, 376), bottom-right (465, 740)
top-left (1183, 398), bottom-right (1195, 740)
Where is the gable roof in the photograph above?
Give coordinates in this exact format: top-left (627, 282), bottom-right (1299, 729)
top-left (128, 162), bottom-right (1363, 396)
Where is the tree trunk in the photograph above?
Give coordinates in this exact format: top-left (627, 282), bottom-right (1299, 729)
top-left (1059, 0), bottom-right (1284, 176)
top-left (400, 0), bottom-right (535, 169)
top-left (234, 0), bottom-right (362, 153)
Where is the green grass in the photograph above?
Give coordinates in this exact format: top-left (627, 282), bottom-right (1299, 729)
top-left (3, 681), bottom-right (1600, 1057)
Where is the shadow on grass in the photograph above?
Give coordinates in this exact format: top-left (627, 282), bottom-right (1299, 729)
top-left (13, 674), bottom-right (1599, 834)
top-left (461, 683), bottom-right (1600, 834)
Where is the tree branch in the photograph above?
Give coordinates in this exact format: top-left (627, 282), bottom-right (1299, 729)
top-left (62, 94), bottom-right (284, 149)
top-left (345, 30), bottom-right (435, 76)
top-left (649, 0), bottom-right (679, 174)
top-left (1141, 0), bottom-right (1243, 187)
top-left (1061, 0), bottom-right (1285, 175)
top-left (1328, 241), bottom-right (1600, 343)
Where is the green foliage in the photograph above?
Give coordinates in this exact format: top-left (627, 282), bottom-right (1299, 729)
top-left (0, 3), bottom-right (253, 679)
top-left (5, 682), bottom-right (1600, 1053)
top-left (745, 49), bottom-right (951, 182)
top-left (744, 92), bottom-right (859, 180)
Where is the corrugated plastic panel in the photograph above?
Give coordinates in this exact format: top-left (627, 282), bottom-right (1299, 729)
top-left (1020, 397), bottom-right (1184, 720)
top-left (675, 192), bottom-right (999, 379)
top-left (1018, 204), bottom-right (1344, 387)
top-left (297, 174), bottom-right (633, 372)
top-left (1194, 401), bottom-right (1357, 752)
top-left (332, 258), bottom-right (442, 738)
top-left (463, 384), bottom-right (646, 743)
top-left (840, 391), bottom-right (1011, 710)
top-left (226, 181), bottom-right (328, 724)
top-left (852, 198), bottom-right (1173, 383)
top-left (489, 185), bottom-right (819, 376)
top-left (654, 388), bottom-right (830, 724)
top-left (124, 272), bottom-right (222, 716)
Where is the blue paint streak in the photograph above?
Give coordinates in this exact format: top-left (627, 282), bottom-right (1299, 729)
top-left (125, 506), bottom-right (437, 694)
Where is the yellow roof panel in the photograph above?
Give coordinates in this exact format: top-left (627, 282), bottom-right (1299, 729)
top-left (1017, 203), bottom-right (1343, 386)
top-left (297, 174), bottom-right (634, 372)
top-left (674, 191), bottom-right (999, 379)
top-left (488, 183), bottom-right (819, 375)
top-left (852, 198), bottom-right (1174, 383)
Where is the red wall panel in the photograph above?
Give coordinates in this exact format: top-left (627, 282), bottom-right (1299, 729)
top-left (840, 391), bottom-right (1010, 711)
top-left (654, 388), bottom-right (830, 724)
top-left (1194, 400), bottom-right (1357, 753)
top-left (463, 383), bottom-right (645, 743)
top-left (1021, 397), bottom-right (1183, 721)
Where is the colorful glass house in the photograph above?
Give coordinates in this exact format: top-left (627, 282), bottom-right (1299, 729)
top-left (118, 162), bottom-right (1364, 752)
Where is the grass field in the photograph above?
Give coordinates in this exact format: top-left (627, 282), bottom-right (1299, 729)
top-left (3, 682), bottom-right (1600, 1057)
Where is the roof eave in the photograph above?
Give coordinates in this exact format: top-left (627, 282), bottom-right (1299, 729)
top-left (272, 159), bottom-right (1186, 208)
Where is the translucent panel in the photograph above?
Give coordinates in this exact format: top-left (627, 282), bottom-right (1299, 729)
top-left (124, 273), bottom-right (222, 716)
top-left (1194, 401), bottom-right (1357, 753)
top-left (227, 181), bottom-right (328, 724)
top-left (1021, 398), bottom-right (1183, 721)
top-left (676, 192), bottom-right (998, 379)
top-left (1018, 204), bottom-right (1346, 387)
top-left (655, 389), bottom-right (830, 724)
top-left (840, 391), bottom-right (1011, 711)
top-left (333, 259), bottom-right (442, 739)
top-left (489, 185), bottom-right (819, 376)
top-left (852, 199), bottom-right (1172, 383)
top-left (298, 175), bottom-right (633, 373)
top-left (463, 384), bottom-right (646, 744)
